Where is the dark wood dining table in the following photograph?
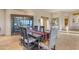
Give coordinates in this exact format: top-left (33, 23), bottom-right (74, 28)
top-left (28, 29), bottom-right (49, 40)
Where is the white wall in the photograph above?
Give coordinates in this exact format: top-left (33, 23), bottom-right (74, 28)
top-left (1, 9), bottom-right (79, 35)
top-left (51, 12), bottom-right (65, 30)
top-left (5, 9), bottom-right (33, 35)
top-left (0, 9), bottom-right (52, 35)
top-left (0, 10), bottom-right (5, 35)
top-left (33, 10), bottom-right (51, 30)
top-left (52, 12), bottom-right (75, 30)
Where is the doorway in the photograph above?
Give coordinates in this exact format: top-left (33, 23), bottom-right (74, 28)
top-left (64, 17), bottom-right (69, 31)
top-left (64, 18), bottom-right (68, 26)
top-left (40, 16), bottom-right (49, 31)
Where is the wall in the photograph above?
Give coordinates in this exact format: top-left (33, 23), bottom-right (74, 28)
top-left (1, 9), bottom-right (52, 35)
top-left (0, 10), bottom-right (5, 35)
top-left (69, 11), bottom-right (79, 30)
top-left (51, 12), bottom-right (77, 31)
top-left (5, 9), bottom-right (34, 35)
top-left (51, 12), bottom-right (65, 30)
top-left (1, 9), bottom-right (79, 35)
top-left (33, 10), bottom-right (51, 30)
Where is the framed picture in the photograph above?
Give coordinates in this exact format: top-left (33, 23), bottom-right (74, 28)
top-left (51, 18), bottom-right (59, 26)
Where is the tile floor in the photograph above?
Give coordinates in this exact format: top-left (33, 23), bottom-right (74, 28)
top-left (56, 32), bottom-right (79, 50)
top-left (0, 32), bottom-right (79, 50)
top-left (0, 35), bottom-right (23, 50)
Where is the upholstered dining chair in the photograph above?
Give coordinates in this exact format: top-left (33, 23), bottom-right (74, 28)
top-left (20, 27), bottom-right (39, 50)
top-left (34, 26), bottom-right (38, 31)
top-left (19, 27), bottom-right (38, 50)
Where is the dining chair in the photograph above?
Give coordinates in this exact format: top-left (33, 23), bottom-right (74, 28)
top-left (19, 27), bottom-right (41, 50)
top-left (34, 26), bottom-right (38, 31)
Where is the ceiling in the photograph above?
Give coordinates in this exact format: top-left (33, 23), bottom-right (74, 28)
top-left (41, 9), bottom-right (78, 13)
top-left (19, 9), bottom-right (78, 13)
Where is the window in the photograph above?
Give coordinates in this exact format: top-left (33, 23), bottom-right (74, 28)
top-left (11, 14), bottom-right (33, 34)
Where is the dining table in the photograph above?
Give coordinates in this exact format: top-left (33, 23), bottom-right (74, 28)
top-left (28, 29), bottom-right (49, 40)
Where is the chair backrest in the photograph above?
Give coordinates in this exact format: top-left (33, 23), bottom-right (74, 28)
top-left (40, 26), bottom-right (45, 32)
top-left (19, 27), bottom-right (28, 39)
top-left (33, 26), bottom-right (38, 31)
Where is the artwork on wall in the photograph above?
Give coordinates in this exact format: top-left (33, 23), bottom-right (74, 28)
top-left (72, 13), bottom-right (79, 24)
top-left (72, 16), bottom-right (79, 24)
top-left (51, 18), bottom-right (59, 26)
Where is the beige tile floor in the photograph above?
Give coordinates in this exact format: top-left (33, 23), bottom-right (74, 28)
top-left (0, 35), bottom-right (48, 50)
top-left (0, 32), bottom-right (79, 50)
top-left (56, 32), bottom-right (79, 50)
top-left (0, 35), bottom-right (23, 50)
